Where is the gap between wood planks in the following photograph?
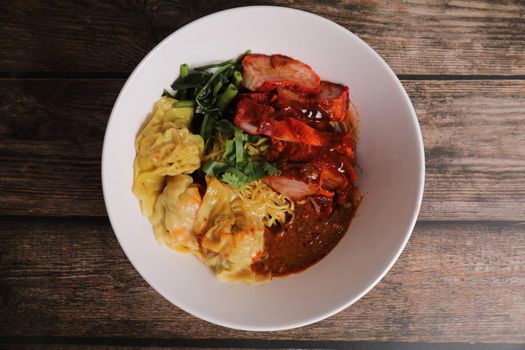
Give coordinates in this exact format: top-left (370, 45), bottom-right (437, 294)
top-left (1, 72), bottom-right (525, 80)
top-left (1, 336), bottom-right (525, 349)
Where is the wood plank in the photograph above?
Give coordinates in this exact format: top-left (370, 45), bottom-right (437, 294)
top-left (1, 79), bottom-right (524, 220)
top-left (0, 79), bottom-right (119, 217)
top-left (0, 1), bottom-right (523, 75)
top-left (3, 341), bottom-right (524, 350)
top-left (1, 219), bottom-right (524, 342)
top-left (404, 80), bottom-right (525, 221)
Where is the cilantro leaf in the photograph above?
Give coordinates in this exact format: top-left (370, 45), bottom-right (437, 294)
top-left (220, 172), bottom-right (244, 188)
top-left (263, 162), bottom-right (281, 176)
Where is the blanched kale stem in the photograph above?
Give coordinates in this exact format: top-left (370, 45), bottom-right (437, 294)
top-left (216, 83), bottom-right (238, 111)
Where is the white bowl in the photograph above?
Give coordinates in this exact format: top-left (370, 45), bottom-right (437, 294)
top-left (102, 6), bottom-right (424, 331)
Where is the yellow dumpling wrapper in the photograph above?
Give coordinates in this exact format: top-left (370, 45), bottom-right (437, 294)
top-left (136, 97), bottom-right (193, 144)
top-left (133, 97), bottom-right (204, 217)
top-left (151, 175), bottom-right (202, 254)
top-left (194, 177), bottom-right (270, 284)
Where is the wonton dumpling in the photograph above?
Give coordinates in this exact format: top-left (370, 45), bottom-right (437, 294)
top-left (151, 175), bottom-right (201, 253)
top-left (194, 177), bottom-right (270, 283)
top-left (136, 97), bottom-right (193, 145)
top-left (133, 101), bottom-right (204, 217)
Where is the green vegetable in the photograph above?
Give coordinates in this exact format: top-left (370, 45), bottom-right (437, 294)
top-left (199, 112), bottom-right (217, 140)
top-left (263, 162), bottom-right (281, 176)
top-left (179, 64), bottom-right (190, 99)
top-left (202, 160), bottom-right (229, 175)
top-left (204, 158), bottom-right (281, 190)
top-left (201, 120), bottom-right (280, 189)
top-left (222, 139), bottom-right (235, 162)
top-left (168, 51), bottom-right (251, 142)
top-left (212, 82), bottom-right (223, 98)
top-left (233, 71), bottom-right (243, 87)
top-left (220, 172), bottom-right (244, 188)
top-left (180, 63), bottom-right (189, 77)
top-left (171, 71), bottom-right (212, 91)
top-left (173, 100), bottom-right (194, 108)
top-left (214, 119), bottom-right (236, 134)
top-left (194, 62), bottom-right (235, 114)
top-left (234, 127), bottom-right (244, 164)
top-left (218, 161), bottom-right (278, 189)
top-left (194, 59), bottom-right (236, 71)
top-left (216, 84), bottom-right (238, 111)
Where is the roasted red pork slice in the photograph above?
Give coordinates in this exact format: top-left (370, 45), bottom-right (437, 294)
top-left (263, 175), bottom-right (319, 201)
top-left (242, 54), bottom-right (321, 94)
top-left (233, 98), bottom-right (275, 135)
top-left (268, 141), bottom-right (322, 162)
top-left (234, 98), bottom-right (355, 157)
top-left (268, 140), bottom-right (356, 164)
top-left (263, 159), bottom-right (353, 202)
top-left (236, 92), bottom-right (273, 104)
top-left (276, 81), bottom-right (350, 122)
top-left (257, 116), bottom-right (329, 146)
top-left (259, 116), bottom-right (355, 157)
top-left (317, 81), bottom-right (350, 122)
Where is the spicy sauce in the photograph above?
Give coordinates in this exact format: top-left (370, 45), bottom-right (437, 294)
top-left (252, 200), bottom-right (357, 277)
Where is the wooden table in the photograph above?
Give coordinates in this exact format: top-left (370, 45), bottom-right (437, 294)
top-left (1, 1), bottom-right (524, 349)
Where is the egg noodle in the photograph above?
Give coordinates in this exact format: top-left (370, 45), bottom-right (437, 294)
top-left (238, 180), bottom-right (293, 227)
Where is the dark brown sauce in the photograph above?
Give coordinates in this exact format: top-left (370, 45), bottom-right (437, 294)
top-left (252, 199), bottom-right (357, 277)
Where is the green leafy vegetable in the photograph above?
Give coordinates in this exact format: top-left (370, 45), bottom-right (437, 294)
top-left (169, 51), bottom-right (252, 141)
top-left (214, 119), bottom-right (236, 134)
top-left (220, 172), bottom-right (244, 188)
top-left (263, 162), bottom-right (281, 176)
top-left (194, 62), bottom-right (235, 114)
top-left (199, 112), bottom-right (217, 140)
top-left (171, 71), bottom-right (213, 91)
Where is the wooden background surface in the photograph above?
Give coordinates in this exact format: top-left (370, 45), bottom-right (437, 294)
top-left (1, 1), bottom-right (524, 348)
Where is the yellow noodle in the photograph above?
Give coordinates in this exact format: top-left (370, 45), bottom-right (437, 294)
top-left (238, 180), bottom-right (294, 227)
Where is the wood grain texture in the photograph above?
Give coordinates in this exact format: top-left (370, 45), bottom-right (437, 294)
top-left (0, 80), bottom-right (119, 217)
top-left (0, 0), bottom-right (523, 75)
top-left (1, 219), bottom-right (524, 342)
top-left (1, 79), bottom-right (524, 220)
top-left (405, 80), bottom-right (525, 221)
